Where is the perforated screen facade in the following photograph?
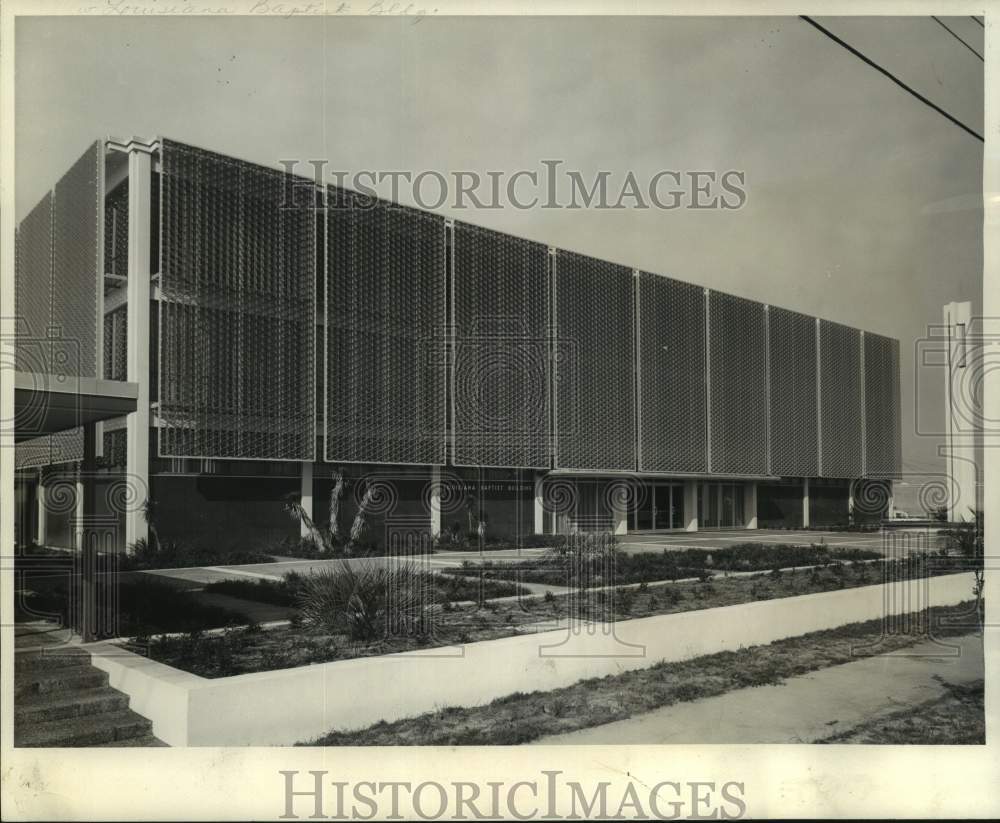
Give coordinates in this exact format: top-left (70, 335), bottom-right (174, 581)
top-left (325, 189), bottom-right (447, 465)
top-left (158, 139), bottom-right (316, 460)
top-left (637, 272), bottom-right (707, 473)
top-left (51, 141), bottom-right (102, 380)
top-left (14, 194), bottom-right (53, 376)
top-left (452, 223), bottom-right (549, 468)
top-left (863, 332), bottom-right (902, 478)
top-left (708, 291), bottom-right (767, 475)
top-left (554, 251), bottom-right (635, 471)
top-left (819, 320), bottom-right (863, 478)
top-left (768, 307), bottom-right (819, 477)
top-left (14, 142), bottom-right (100, 471)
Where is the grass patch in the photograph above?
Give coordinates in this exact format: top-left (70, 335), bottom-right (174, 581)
top-left (818, 678), bottom-right (984, 744)
top-left (301, 601), bottom-right (978, 746)
top-left (18, 576), bottom-right (248, 637)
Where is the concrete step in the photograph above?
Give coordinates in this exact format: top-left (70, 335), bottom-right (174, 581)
top-left (93, 734), bottom-right (169, 747)
top-left (16, 647), bottom-right (91, 671)
top-left (15, 709), bottom-right (154, 748)
top-left (16, 686), bottom-right (130, 724)
top-left (15, 665), bottom-right (109, 698)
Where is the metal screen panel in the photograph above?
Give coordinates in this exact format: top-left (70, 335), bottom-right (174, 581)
top-left (554, 250), bottom-right (635, 471)
top-left (768, 306), bottom-right (819, 477)
top-left (159, 139), bottom-right (316, 460)
top-left (104, 180), bottom-right (129, 279)
top-left (102, 306), bottom-right (128, 382)
top-left (51, 141), bottom-right (102, 379)
top-left (708, 291), bottom-right (767, 474)
top-left (819, 320), bottom-right (863, 478)
top-left (14, 194), bottom-right (53, 375)
top-left (863, 332), bottom-right (901, 478)
top-left (15, 429), bottom-right (84, 470)
top-left (325, 188), bottom-right (446, 465)
top-left (452, 222), bottom-right (549, 468)
top-left (637, 271), bottom-right (707, 473)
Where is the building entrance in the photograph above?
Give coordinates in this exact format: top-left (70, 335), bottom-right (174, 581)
top-left (630, 482), bottom-right (684, 531)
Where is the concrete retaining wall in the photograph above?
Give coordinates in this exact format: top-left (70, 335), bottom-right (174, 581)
top-left (88, 572), bottom-right (976, 746)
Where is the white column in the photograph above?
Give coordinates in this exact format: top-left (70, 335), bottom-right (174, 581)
top-left (124, 148), bottom-right (152, 551)
top-left (802, 478), bottom-right (811, 528)
top-left (429, 466), bottom-right (442, 538)
top-left (75, 472), bottom-right (85, 551)
top-left (533, 472), bottom-right (545, 535)
top-left (611, 484), bottom-right (628, 536)
top-left (944, 301), bottom-right (979, 521)
top-left (300, 462), bottom-right (314, 539)
top-left (743, 482), bottom-right (758, 529)
top-left (683, 480), bottom-right (699, 532)
top-left (80, 424), bottom-right (98, 641)
top-left (36, 472), bottom-right (47, 546)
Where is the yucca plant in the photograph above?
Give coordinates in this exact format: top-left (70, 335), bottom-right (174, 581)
top-left (295, 560), bottom-right (436, 641)
top-left (328, 470), bottom-right (345, 543)
top-left (283, 497), bottom-right (328, 553)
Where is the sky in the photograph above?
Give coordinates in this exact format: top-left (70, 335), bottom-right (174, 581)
top-left (14, 14), bottom-right (984, 511)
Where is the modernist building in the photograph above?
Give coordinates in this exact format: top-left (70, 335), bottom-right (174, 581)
top-left (14, 138), bottom-right (902, 552)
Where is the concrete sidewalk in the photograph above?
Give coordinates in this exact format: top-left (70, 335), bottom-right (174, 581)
top-left (533, 634), bottom-right (984, 745)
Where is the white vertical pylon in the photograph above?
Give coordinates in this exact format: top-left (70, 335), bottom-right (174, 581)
top-left (300, 462), bottom-right (314, 539)
top-left (124, 147), bottom-right (152, 551)
top-left (943, 301), bottom-right (980, 521)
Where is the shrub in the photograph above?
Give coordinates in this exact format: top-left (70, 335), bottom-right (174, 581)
top-left (615, 587), bottom-right (635, 615)
top-left (296, 561), bottom-right (436, 641)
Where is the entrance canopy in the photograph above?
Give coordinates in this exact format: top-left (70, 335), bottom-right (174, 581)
top-left (14, 371), bottom-right (137, 442)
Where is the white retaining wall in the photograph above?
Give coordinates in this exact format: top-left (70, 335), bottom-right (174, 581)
top-left (88, 572), bottom-right (976, 746)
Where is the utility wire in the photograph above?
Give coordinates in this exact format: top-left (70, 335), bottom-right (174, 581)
top-left (970, 16), bottom-right (984, 28)
top-left (799, 15), bottom-right (984, 143)
top-left (932, 16), bottom-right (983, 61)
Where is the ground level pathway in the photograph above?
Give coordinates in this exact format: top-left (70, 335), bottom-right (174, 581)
top-left (533, 633), bottom-right (983, 744)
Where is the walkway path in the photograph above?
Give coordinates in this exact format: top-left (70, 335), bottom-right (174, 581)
top-left (532, 633), bottom-right (983, 744)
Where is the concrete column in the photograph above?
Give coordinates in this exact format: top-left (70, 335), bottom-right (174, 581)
top-left (743, 482), bottom-right (758, 529)
top-left (36, 472), bottom-right (47, 546)
top-left (429, 466), bottom-right (442, 538)
top-left (80, 424), bottom-right (98, 641)
top-left (75, 472), bottom-right (85, 551)
top-left (533, 472), bottom-right (545, 535)
top-left (944, 301), bottom-right (979, 521)
top-left (683, 480), bottom-right (699, 532)
top-left (124, 148), bottom-right (152, 551)
top-left (611, 484), bottom-right (628, 536)
top-left (300, 462), bottom-right (314, 539)
top-left (802, 478), bottom-right (811, 528)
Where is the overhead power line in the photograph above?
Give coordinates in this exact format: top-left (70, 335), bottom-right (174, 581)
top-left (970, 16), bottom-right (985, 28)
top-left (799, 15), bottom-right (984, 143)
top-left (932, 16), bottom-right (984, 61)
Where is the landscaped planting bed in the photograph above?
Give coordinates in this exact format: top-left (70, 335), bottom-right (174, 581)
top-left (121, 539), bottom-right (275, 570)
top-left (132, 557), bottom-right (967, 678)
top-left (301, 601), bottom-right (980, 746)
top-left (203, 570), bottom-right (527, 607)
top-left (444, 543), bottom-right (884, 588)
